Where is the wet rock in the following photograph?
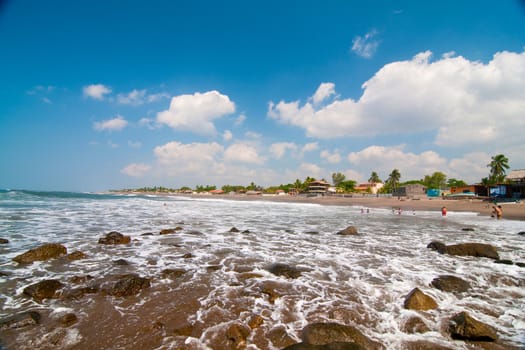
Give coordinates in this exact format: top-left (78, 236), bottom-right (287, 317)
top-left (186, 230), bottom-right (204, 235)
top-left (63, 285), bottom-right (99, 299)
top-left (107, 274), bottom-right (150, 297)
top-left (13, 243), bottom-right (67, 264)
top-left (206, 265), bottom-right (221, 271)
top-left (431, 275), bottom-right (470, 293)
top-left (113, 259), bottom-right (129, 265)
top-left (225, 323), bottom-right (251, 349)
top-left (401, 340), bottom-right (454, 350)
top-left (267, 263), bottom-right (302, 279)
top-left (403, 288), bottom-right (438, 311)
top-left (0, 238), bottom-right (9, 244)
top-left (229, 227), bottom-right (240, 232)
top-left (494, 259), bottom-right (513, 265)
top-left (0, 311), bottom-right (41, 330)
top-left (448, 311), bottom-right (497, 341)
top-left (428, 241), bottom-right (499, 259)
top-left (141, 232), bottom-right (154, 236)
top-left (181, 253), bottom-right (193, 259)
top-left (161, 268), bottom-right (187, 279)
top-left (461, 228), bottom-right (475, 231)
top-left (400, 315), bottom-right (430, 334)
top-left (282, 342), bottom-right (366, 350)
top-left (160, 227), bottom-right (183, 235)
top-left (66, 251), bottom-right (87, 260)
top-left (23, 279), bottom-right (64, 301)
top-left (242, 230), bottom-right (251, 233)
top-left (59, 313), bottom-right (78, 327)
top-left (172, 323), bottom-right (194, 336)
top-left (336, 226), bottom-right (358, 236)
top-left (516, 262), bottom-right (525, 268)
top-left (267, 325), bottom-right (297, 348)
top-left (248, 314), bottom-right (264, 329)
top-left (69, 275), bottom-right (94, 284)
top-left (98, 231), bottom-right (131, 244)
top-left (301, 322), bottom-right (383, 350)
top-left (518, 231), bottom-right (525, 236)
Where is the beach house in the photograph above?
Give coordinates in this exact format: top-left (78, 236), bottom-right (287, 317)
top-left (307, 180), bottom-right (330, 196)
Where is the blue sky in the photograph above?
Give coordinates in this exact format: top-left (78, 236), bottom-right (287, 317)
top-left (1, 0), bottom-right (525, 191)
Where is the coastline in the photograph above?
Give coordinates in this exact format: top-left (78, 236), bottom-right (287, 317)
top-left (167, 193), bottom-right (525, 221)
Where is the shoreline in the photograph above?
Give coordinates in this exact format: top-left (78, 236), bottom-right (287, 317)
top-left (158, 193), bottom-right (525, 221)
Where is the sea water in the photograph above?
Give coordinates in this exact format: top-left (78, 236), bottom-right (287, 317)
top-left (0, 190), bottom-right (524, 349)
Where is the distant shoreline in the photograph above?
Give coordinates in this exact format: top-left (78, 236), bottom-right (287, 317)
top-left (119, 192), bottom-right (525, 221)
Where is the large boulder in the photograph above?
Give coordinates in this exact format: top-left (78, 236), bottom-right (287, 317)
top-left (403, 288), bottom-right (438, 311)
top-left (430, 275), bottom-right (470, 293)
top-left (23, 279), bottom-right (64, 301)
top-left (0, 238), bottom-right (9, 244)
top-left (301, 323), bottom-right (383, 350)
top-left (13, 243), bottom-right (67, 264)
top-left (427, 241), bottom-right (499, 260)
top-left (106, 274), bottom-right (150, 297)
top-left (0, 311), bottom-right (41, 330)
top-left (98, 231), bottom-right (131, 245)
top-left (448, 311), bottom-right (497, 342)
top-left (336, 226), bottom-right (358, 236)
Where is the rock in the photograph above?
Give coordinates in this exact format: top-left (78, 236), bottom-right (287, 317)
top-left (248, 314), bottom-right (264, 329)
top-left (267, 325), bottom-right (297, 348)
top-left (301, 323), bottom-right (383, 350)
top-left (23, 279), bottom-right (64, 301)
top-left (400, 340), bottom-right (454, 350)
top-left (161, 268), bottom-right (187, 279)
top-left (461, 228), bottom-right (475, 231)
top-left (267, 263), bottom-right (302, 279)
top-left (0, 238), bottom-right (9, 244)
top-left (516, 262), bottom-right (525, 268)
top-left (427, 241), bottom-right (499, 259)
top-left (225, 323), bottom-right (251, 349)
top-left (107, 274), bottom-right (150, 297)
top-left (59, 313), bottom-right (78, 327)
top-left (67, 251), bottom-right (87, 260)
top-left (400, 316), bottom-right (430, 334)
top-left (430, 275), bottom-right (470, 293)
top-left (13, 243), bottom-right (67, 264)
top-left (229, 227), bottom-right (240, 232)
top-left (98, 231), bottom-right (131, 244)
top-left (113, 259), bottom-right (129, 265)
top-left (494, 259), bottom-right (513, 265)
top-left (160, 227), bottom-right (183, 235)
top-left (282, 342), bottom-right (366, 350)
top-left (336, 226), bottom-right (358, 236)
top-left (403, 288), bottom-right (438, 311)
top-left (69, 275), bottom-right (94, 284)
top-left (448, 311), bottom-right (497, 341)
top-left (0, 311), bottom-right (41, 330)
top-left (518, 231), bottom-right (525, 236)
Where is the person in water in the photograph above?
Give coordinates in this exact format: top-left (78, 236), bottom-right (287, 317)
top-left (441, 206), bottom-right (447, 217)
top-left (492, 205), bottom-right (503, 219)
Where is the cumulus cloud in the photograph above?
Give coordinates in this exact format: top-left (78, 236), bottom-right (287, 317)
top-left (224, 143), bottom-right (264, 164)
top-left (320, 150), bottom-right (341, 164)
top-left (311, 82), bottom-right (336, 104)
top-left (121, 163), bottom-right (151, 177)
top-left (268, 50), bottom-right (525, 154)
top-left (351, 29), bottom-right (380, 58)
top-left (117, 89), bottom-right (169, 105)
top-left (93, 115), bottom-right (128, 131)
top-left (154, 141), bottom-right (224, 175)
top-left (302, 142), bottom-right (319, 153)
top-left (83, 84), bottom-right (112, 100)
top-left (270, 142), bottom-right (297, 159)
top-left (299, 163), bottom-right (323, 179)
top-left (223, 130), bottom-right (233, 141)
top-left (156, 90), bottom-right (235, 135)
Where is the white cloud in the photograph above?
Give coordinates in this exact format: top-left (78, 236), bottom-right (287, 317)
top-left (117, 89), bottom-right (169, 105)
top-left (351, 29), bottom-right (380, 58)
top-left (320, 149), bottom-right (341, 164)
top-left (121, 163), bottom-right (151, 177)
top-left (223, 130), bottom-right (233, 141)
top-left (83, 84), bottom-right (112, 100)
top-left (235, 114), bottom-right (246, 125)
top-left (224, 143), bottom-right (264, 164)
top-left (156, 90), bottom-right (235, 135)
top-left (270, 142), bottom-right (297, 159)
top-left (154, 141), bottom-right (224, 175)
top-left (93, 115), bottom-right (128, 131)
top-left (311, 82), bottom-right (336, 104)
top-left (128, 140), bottom-right (142, 148)
top-left (245, 131), bottom-right (262, 139)
top-left (268, 50), bottom-right (525, 155)
top-left (299, 163), bottom-right (323, 179)
top-left (302, 142), bottom-right (319, 153)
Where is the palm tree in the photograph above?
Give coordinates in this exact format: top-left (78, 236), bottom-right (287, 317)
top-left (387, 169), bottom-right (401, 193)
top-left (368, 171), bottom-right (381, 184)
top-left (488, 154), bottom-right (510, 183)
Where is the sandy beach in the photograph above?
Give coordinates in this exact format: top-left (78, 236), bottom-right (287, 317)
top-left (182, 193), bottom-right (525, 221)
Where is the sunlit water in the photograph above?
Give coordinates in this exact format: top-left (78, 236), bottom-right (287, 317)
top-left (0, 190), bottom-right (524, 349)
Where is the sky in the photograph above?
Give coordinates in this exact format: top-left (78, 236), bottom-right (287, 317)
top-left (1, 0), bottom-right (525, 192)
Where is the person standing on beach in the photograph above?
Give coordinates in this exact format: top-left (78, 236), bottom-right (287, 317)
top-left (493, 205), bottom-right (503, 219)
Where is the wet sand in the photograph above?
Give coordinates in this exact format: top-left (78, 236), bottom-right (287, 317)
top-left (184, 193), bottom-right (525, 221)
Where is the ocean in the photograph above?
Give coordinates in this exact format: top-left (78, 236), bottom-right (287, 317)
top-left (0, 190), bottom-right (524, 349)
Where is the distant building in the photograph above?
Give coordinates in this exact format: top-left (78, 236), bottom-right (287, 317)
top-left (392, 184), bottom-right (427, 198)
top-left (307, 180), bottom-right (330, 195)
top-left (354, 182), bottom-right (384, 194)
top-left (450, 185), bottom-right (486, 197)
top-left (505, 169), bottom-right (525, 199)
